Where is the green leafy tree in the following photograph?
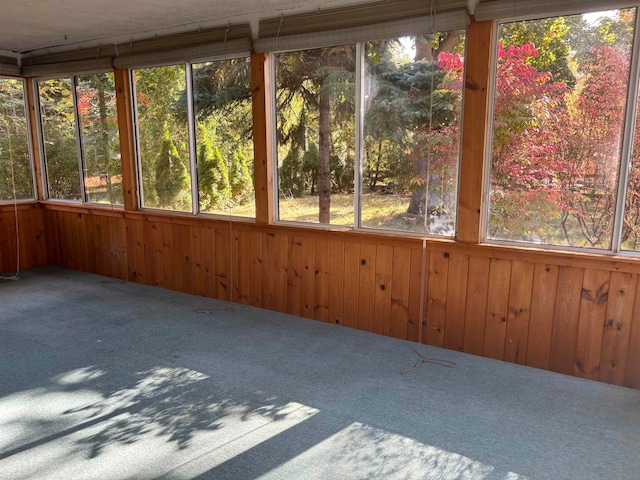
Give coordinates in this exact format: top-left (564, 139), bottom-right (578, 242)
top-left (0, 79), bottom-right (33, 200)
top-left (155, 126), bottom-right (189, 207)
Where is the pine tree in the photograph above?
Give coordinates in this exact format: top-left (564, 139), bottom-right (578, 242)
top-left (229, 149), bottom-right (252, 204)
top-left (198, 136), bottom-right (230, 209)
top-left (155, 126), bottom-right (189, 207)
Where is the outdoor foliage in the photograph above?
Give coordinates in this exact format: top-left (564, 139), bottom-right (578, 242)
top-left (489, 9), bottom-right (636, 249)
top-left (275, 34), bottom-right (465, 232)
top-left (38, 78), bottom-right (82, 200)
top-left (0, 79), bottom-right (33, 200)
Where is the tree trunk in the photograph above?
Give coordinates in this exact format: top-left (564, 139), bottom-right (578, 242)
top-left (318, 51), bottom-right (331, 224)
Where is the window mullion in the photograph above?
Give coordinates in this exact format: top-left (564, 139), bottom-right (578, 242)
top-left (270, 52), bottom-right (280, 222)
top-left (612, 9), bottom-right (640, 253)
top-left (71, 76), bottom-right (87, 203)
top-left (185, 62), bottom-right (199, 215)
top-left (354, 42), bottom-right (364, 229)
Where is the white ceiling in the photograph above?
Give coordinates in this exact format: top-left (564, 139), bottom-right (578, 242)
top-left (1, 0), bottom-right (375, 56)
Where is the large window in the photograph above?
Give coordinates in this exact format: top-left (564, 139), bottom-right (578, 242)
top-left (274, 32), bottom-right (465, 234)
top-left (487, 8), bottom-right (636, 251)
top-left (361, 34), bottom-right (464, 234)
top-left (134, 65), bottom-right (191, 211)
top-left (133, 58), bottom-right (254, 216)
top-left (38, 73), bottom-right (122, 204)
top-left (275, 46), bottom-right (357, 226)
top-left (0, 78), bottom-right (33, 201)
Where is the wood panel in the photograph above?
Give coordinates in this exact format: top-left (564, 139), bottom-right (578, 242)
top-left (463, 256), bottom-right (490, 356)
top-left (37, 206), bottom-right (640, 389)
top-left (526, 264), bottom-right (558, 369)
top-left (444, 253), bottom-right (469, 351)
top-left (373, 245), bottom-right (393, 336)
top-left (549, 266), bottom-right (585, 375)
top-left (390, 247), bottom-right (411, 339)
top-left (574, 269), bottom-right (611, 380)
top-left (483, 258), bottom-right (512, 360)
top-left (426, 251), bottom-right (449, 346)
top-left (504, 260), bottom-right (534, 365)
top-left (599, 272), bottom-right (636, 385)
top-left (0, 204), bottom-right (47, 273)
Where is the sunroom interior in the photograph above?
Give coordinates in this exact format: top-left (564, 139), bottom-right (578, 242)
top-left (1, 0), bottom-right (639, 478)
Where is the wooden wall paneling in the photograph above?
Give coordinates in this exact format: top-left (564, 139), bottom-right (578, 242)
top-left (160, 221), bottom-right (175, 289)
top-left (95, 215), bottom-right (110, 276)
top-left (115, 216), bottom-right (129, 280)
top-left (273, 234), bottom-right (289, 312)
top-left (526, 263), bottom-right (558, 369)
top-left (0, 211), bottom-right (16, 273)
top-left (25, 206), bottom-right (48, 267)
top-left (261, 233), bottom-right (276, 310)
top-left (373, 245), bottom-right (394, 336)
top-left (15, 208), bottom-right (32, 269)
top-left (328, 239), bottom-right (345, 325)
top-left (78, 212), bottom-right (95, 273)
top-left (483, 258), bottom-right (513, 360)
top-left (150, 221), bottom-right (165, 287)
top-left (300, 237), bottom-right (316, 319)
top-left (214, 226), bottom-right (231, 301)
top-left (549, 266), bottom-right (585, 375)
top-left (342, 241), bottom-right (360, 328)
top-left (201, 225), bottom-right (217, 298)
top-left (142, 220), bottom-right (156, 286)
top-left (358, 243), bottom-right (377, 332)
top-left (127, 218), bottom-right (145, 284)
top-left (457, 20), bottom-right (494, 243)
top-left (426, 251), bottom-right (450, 346)
top-left (44, 209), bottom-right (60, 266)
top-left (314, 238), bottom-right (330, 322)
top-left (172, 223), bottom-right (194, 294)
top-left (504, 260), bottom-right (534, 365)
top-left (407, 247), bottom-right (428, 342)
top-left (444, 252), bottom-right (470, 351)
top-left (599, 272), bottom-right (636, 385)
top-left (624, 279), bottom-right (640, 388)
top-left (574, 269), bottom-right (611, 380)
top-left (287, 235), bottom-right (302, 316)
top-left (235, 229), bottom-right (251, 304)
top-left (463, 256), bottom-right (491, 355)
top-left (249, 231), bottom-right (263, 307)
top-left (231, 227), bottom-right (240, 303)
top-left (390, 246), bottom-right (411, 339)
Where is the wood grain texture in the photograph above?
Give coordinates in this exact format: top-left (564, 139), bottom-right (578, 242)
top-left (526, 264), bottom-right (558, 369)
top-left (32, 206), bottom-right (640, 389)
top-left (504, 260), bottom-right (534, 365)
top-left (549, 266), bottom-right (585, 375)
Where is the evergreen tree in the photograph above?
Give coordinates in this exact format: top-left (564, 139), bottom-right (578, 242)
top-left (228, 149), bottom-right (252, 204)
top-left (155, 126), bottom-right (189, 207)
top-left (279, 147), bottom-right (305, 197)
top-left (198, 135), bottom-right (230, 209)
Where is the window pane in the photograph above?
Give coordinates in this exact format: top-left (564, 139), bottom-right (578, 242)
top-left (488, 10), bottom-right (635, 249)
top-left (275, 46), bottom-right (356, 226)
top-left (361, 33), bottom-right (464, 234)
top-left (0, 78), bottom-right (33, 201)
top-left (192, 58), bottom-right (255, 217)
top-left (39, 78), bottom-right (81, 200)
top-left (134, 65), bottom-right (191, 212)
top-left (76, 73), bottom-right (123, 205)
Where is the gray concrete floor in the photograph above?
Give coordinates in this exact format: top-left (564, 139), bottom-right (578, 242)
top-left (0, 266), bottom-right (639, 480)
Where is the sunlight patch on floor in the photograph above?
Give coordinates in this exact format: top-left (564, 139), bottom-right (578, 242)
top-left (259, 422), bottom-right (528, 480)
